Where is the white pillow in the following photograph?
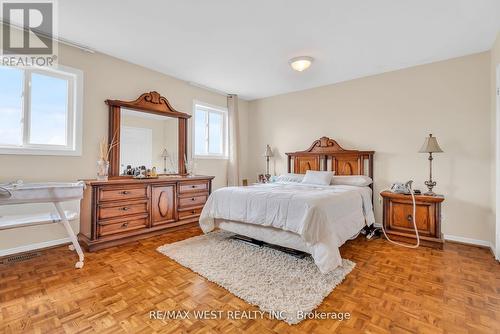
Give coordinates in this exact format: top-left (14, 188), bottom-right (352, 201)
top-left (331, 175), bottom-right (373, 187)
top-left (301, 171), bottom-right (335, 186)
top-left (275, 173), bottom-right (304, 183)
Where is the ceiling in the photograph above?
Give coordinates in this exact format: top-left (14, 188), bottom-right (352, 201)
top-left (58, 1), bottom-right (500, 100)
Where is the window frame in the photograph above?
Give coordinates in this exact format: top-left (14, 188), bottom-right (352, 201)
top-left (192, 101), bottom-right (228, 160)
top-left (0, 64), bottom-right (83, 156)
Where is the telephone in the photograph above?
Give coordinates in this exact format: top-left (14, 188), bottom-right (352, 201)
top-left (390, 180), bottom-right (413, 194)
top-left (379, 180), bottom-right (420, 248)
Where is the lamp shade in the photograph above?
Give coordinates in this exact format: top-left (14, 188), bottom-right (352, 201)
top-left (264, 145), bottom-right (273, 157)
top-left (419, 134), bottom-right (443, 153)
top-left (160, 148), bottom-right (169, 158)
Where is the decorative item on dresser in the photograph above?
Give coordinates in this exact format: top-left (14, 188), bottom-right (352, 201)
top-left (380, 191), bottom-right (444, 249)
top-left (78, 91), bottom-right (214, 251)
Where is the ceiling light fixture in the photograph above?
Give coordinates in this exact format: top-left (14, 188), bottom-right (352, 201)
top-left (289, 56), bottom-right (313, 72)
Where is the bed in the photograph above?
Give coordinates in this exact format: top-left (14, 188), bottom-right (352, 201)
top-left (199, 136), bottom-right (375, 273)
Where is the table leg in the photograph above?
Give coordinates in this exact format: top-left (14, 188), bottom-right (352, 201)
top-left (53, 202), bottom-right (85, 269)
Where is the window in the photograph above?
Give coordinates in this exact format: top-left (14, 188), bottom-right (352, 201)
top-left (193, 102), bottom-right (228, 159)
top-left (0, 65), bottom-right (83, 155)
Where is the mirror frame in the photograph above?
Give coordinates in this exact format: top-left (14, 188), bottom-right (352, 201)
top-left (105, 91), bottom-right (191, 177)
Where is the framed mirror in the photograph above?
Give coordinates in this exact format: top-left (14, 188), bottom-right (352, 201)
top-left (106, 91), bottom-right (190, 177)
top-left (120, 108), bottom-right (179, 174)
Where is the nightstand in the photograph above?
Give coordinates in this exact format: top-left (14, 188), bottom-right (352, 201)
top-left (381, 191), bottom-right (444, 249)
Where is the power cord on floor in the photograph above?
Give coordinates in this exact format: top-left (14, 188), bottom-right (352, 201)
top-left (379, 181), bottom-right (420, 248)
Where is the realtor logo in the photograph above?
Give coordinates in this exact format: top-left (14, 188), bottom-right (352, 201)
top-left (1, 0), bottom-right (57, 66)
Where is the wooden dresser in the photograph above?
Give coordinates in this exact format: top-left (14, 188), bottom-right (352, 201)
top-left (79, 175), bottom-right (214, 251)
top-left (381, 191), bottom-right (444, 249)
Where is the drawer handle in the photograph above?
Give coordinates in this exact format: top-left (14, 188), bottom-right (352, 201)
top-left (407, 214), bottom-right (413, 222)
top-left (121, 191), bottom-right (130, 195)
top-left (191, 197), bottom-right (196, 201)
top-left (121, 222), bottom-right (129, 228)
top-left (191, 185), bottom-right (196, 188)
top-left (191, 210), bottom-right (196, 214)
top-left (120, 207), bottom-right (130, 211)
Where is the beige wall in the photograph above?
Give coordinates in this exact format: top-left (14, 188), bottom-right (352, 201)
top-left (491, 32), bottom-right (500, 257)
top-left (0, 37), bottom-right (249, 252)
top-left (246, 52), bottom-right (493, 243)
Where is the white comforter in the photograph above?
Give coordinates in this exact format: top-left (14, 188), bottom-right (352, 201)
top-left (199, 182), bottom-right (375, 273)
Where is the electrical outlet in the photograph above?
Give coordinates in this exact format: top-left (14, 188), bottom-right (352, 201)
top-left (441, 212), bottom-right (445, 222)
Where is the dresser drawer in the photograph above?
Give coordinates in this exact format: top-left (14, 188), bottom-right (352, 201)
top-left (178, 194), bottom-right (207, 208)
top-left (98, 200), bottom-right (148, 220)
top-left (99, 185), bottom-right (148, 202)
top-left (98, 216), bottom-right (148, 237)
top-left (179, 181), bottom-right (208, 194)
top-left (178, 207), bottom-right (202, 219)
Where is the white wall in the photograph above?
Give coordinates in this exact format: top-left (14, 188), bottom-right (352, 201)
top-left (0, 33), bottom-right (249, 252)
top-left (245, 52), bottom-right (493, 244)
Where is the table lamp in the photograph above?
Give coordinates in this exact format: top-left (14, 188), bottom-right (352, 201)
top-left (419, 134), bottom-right (443, 195)
top-left (160, 149), bottom-right (169, 173)
top-left (264, 145), bottom-right (273, 181)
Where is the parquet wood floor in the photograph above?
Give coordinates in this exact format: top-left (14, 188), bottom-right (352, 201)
top-left (1, 227), bottom-right (499, 333)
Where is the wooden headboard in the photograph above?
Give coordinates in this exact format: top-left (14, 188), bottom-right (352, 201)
top-left (286, 136), bottom-right (374, 180)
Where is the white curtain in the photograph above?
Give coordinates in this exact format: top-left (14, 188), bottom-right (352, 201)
top-left (226, 94), bottom-right (240, 186)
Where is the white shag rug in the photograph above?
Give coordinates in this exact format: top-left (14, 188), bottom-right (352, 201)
top-left (157, 231), bottom-right (355, 324)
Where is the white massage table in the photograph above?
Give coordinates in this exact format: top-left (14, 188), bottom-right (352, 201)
top-left (0, 181), bottom-right (85, 268)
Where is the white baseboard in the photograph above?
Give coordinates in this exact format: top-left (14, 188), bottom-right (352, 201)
top-left (0, 237), bottom-right (71, 257)
top-left (371, 227), bottom-right (495, 256)
top-left (0, 234), bottom-right (494, 259)
top-left (444, 234), bottom-right (494, 251)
